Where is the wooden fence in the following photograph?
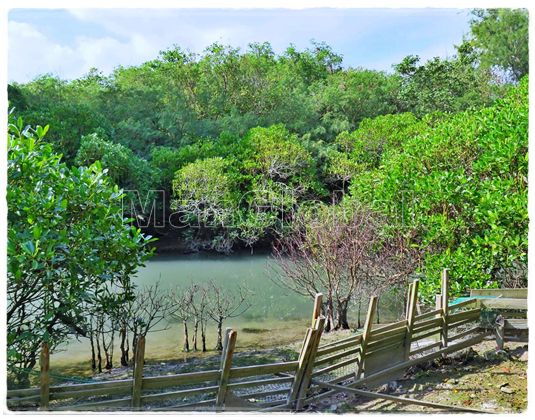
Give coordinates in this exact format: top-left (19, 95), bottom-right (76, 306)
top-left (7, 269), bottom-right (490, 413)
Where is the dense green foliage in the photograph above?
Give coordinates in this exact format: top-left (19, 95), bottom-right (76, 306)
top-left (469, 9), bottom-right (529, 82)
top-left (348, 78), bottom-right (528, 300)
top-left (7, 9), bottom-right (528, 304)
top-left (7, 117), bottom-right (154, 383)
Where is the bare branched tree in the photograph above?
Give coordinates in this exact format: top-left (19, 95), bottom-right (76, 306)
top-left (170, 286), bottom-right (196, 352)
top-left (124, 282), bottom-right (177, 354)
top-left (189, 285), bottom-right (210, 352)
top-left (206, 281), bottom-right (252, 350)
top-left (271, 203), bottom-right (419, 331)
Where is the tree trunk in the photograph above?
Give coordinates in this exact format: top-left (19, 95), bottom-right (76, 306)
top-left (96, 336), bottom-right (103, 373)
top-left (201, 321), bottom-right (207, 352)
top-left (216, 318), bottom-right (223, 351)
top-left (376, 300), bottom-right (380, 324)
top-left (192, 319), bottom-right (199, 351)
top-left (335, 300), bottom-right (350, 330)
top-left (324, 298), bottom-right (335, 332)
top-left (89, 331), bottom-right (97, 371)
top-left (120, 325), bottom-right (129, 367)
top-left (183, 320), bottom-right (190, 352)
top-left (357, 300), bottom-right (362, 329)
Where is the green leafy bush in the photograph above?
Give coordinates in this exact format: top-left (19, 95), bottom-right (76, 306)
top-left (349, 77), bottom-right (528, 300)
top-left (7, 117), bottom-right (154, 384)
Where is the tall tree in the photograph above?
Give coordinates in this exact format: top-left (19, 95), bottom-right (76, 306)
top-left (469, 8), bottom-right (529, 82)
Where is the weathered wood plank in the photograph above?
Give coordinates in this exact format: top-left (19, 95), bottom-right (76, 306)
top-left (440, 269), bottom-right (449, 354)
top-left (369, 319), bottom-right (407, 335)
top-left (316, 338), bottom-right (361, 357)
top-left (142, 370), bottom-right (220, 389)
top-left (412, 317), bottom-right (443, 334)
top-left (140, 385), bottom-right (218, 403)
top-left (295, 316), bottom-right (325, 410)
top-left (470, 288), bottom-right (527, 299)
top-left (409, 341), bottom-right (442, 356)
top-left (131, 335), bottom-right (146, 409)
top-left (480, 298), bottom-right (527, 310)
top-left (404, 280), bottom-right (418, 360)
top-left (356, 296), bottom-right (378, 378)
top-left (312, 355), bottom-right (360, 378)
top-left (58, 396), bottom-right (132, 410)
top-left (229, 361), bottom-right (298, 379)
top-left (314, 346), bottom-right (360, 366)
top-left (228, 376), bottom-right (292, 390)
top-left (51, 385), bottom-right (132, 401)
top-left (414, 308), bottom-right (442, 322)
top-left (40, 342), bottom-right (50, 410)
top-left (447, 326), bottom-right (481, 343)
top-left (311, 293), bottom-right (323, 327)
top-left (447, 298), bottom-right (478, 311)
top-left (447, 308), bottom-right (481, 324)
top-left (216, 329), bottom-right (237, 408)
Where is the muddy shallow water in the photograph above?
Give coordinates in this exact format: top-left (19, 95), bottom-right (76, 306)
top-left (50, 251), bottom-right (404, 372)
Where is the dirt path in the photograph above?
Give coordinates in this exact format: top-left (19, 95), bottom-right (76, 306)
top-left (308, 339), bottom-right (527, 414)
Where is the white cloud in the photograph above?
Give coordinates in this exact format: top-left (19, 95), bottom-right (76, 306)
top-left (8, 19), bottom-right (160, 82)
top-left (9, 21), bottom-right (80, 82)
top-left (8, 9), bottom-right (470, 82)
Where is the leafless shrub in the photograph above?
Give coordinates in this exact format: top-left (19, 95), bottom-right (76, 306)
top-left (206, 281), bottom-right (252, 350)
top-left (271, 203), bottom-right (419, 331)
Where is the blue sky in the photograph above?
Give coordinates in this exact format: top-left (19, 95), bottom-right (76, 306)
top-left (8, 8), bottom-right (471, 83)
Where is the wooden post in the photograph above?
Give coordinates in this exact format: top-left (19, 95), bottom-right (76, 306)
top-left (311, 293), bottom-right (323, 327)
top-left (495, 317), bottom-right (505, 350)
top-left (220, 327), bottom-right (232, 369)
top-left (440, 269), bottom-right (449, 354)
top-left (295, 316), bottom-right (325, 410)
top-left (216, 329), bottom-right (237, 409)
top-left (434, 293), bottom-right (442, 343)
top-left (39, 342), bottom-right (50, 410)
top-left (405, 283), bottom-right (412, 317)
top-left (355, 296), bottom-right (378, 379)
top-left (131, 335), bottom-right (146, 409)
top-left (288, 327), bottom-right (314, 406)
top-left (404, 280), bottom-right (419, 360)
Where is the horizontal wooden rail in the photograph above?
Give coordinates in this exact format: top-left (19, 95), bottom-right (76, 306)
top-left (314, 346), bottom-right (360, 366)
top-left (228, 376), bottom-right (292, 390)
top-left (142, 370), bottom-right (219, 390)
top-left (368, 325), bottom-right (406, 342)
top-left (414, 308), bottom-right (441, 322)
top-left (447, 326), bottom-right (481, 343)
top-left (7, 378), bottom-right (132, 398)
top-left (480, 298), bottom-right (526, 310)
top-left (305, 333), bottom-right (489, 406)
top-left (447, 308), bottom-right (481, 324)
top-left (412, 317), bottom-right (442, 334)
top-left (140, 385), bottom-right (219, 403)
top-left (51, 384), bottom-right (131, 401)
top-left (369, 319), bottom-right (407, 335)
top-left (317, 334), bottom-right (362, 351)
top-left (238, 387), bottom-right (291, 400)
top-left (229, 361), bottom-right (299, 379)
top-left (447, 298), bottom-right (478, 311)
top-left (470, 288), bottom-right (527, 299)
top-left (312, 355), bottom-right (360, 378)
top-left (411, 327), bottom-right (443, 342)
top-left (58, 396), bottom-right (132, 410)
top-left (316, 338), bottom-right (361, 357)
top-left (409, 341), bottom-right (442, 356)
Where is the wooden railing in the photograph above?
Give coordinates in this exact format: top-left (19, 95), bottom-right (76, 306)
top-left (7, 269), bottom-right (490, 412)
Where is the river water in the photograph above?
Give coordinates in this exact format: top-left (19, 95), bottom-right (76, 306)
top-left (51, 252), bottom-right (405, 370)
